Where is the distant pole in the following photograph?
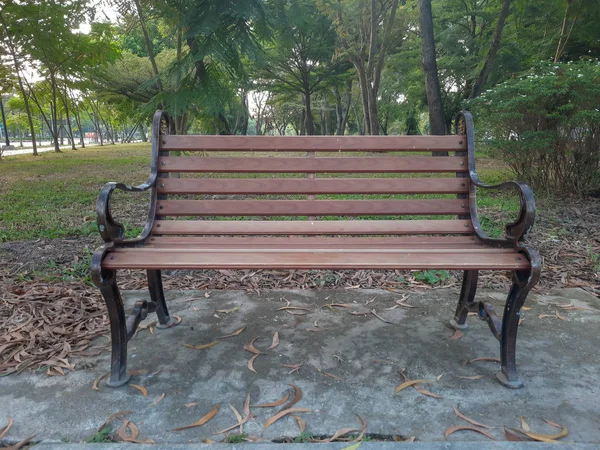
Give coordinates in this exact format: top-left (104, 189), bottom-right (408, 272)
top-left (0, 97), bottom-right (10, 147)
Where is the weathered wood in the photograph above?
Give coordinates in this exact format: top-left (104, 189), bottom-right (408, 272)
top-left (156, 199), bottom-right (469, 216)
top-left (152, 219), bottom-right (475, 235)
top-left (157, 156), bottom-right (468, 173)
top-left (160, 134), bottom-right (466, 152)
top-left (158, 177), bottom-right (469, 194)
top-left (104, 249), bottom-right (529, 270)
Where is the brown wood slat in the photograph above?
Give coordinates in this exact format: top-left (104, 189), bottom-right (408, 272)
top-left (147, 236), bottom-right (479, 247)
top-left (104, 250), bottom-right (528, 270)
top-left (152, 219), bottom-right (474, 235)
top-left (157, 199), bottom-right (469, 216)
top-left (161, 135), bottom-right (466, 152)
top-left (157, 156), bottom-right (467, 173)
top-left (158, 177), bottom-right (469, 195)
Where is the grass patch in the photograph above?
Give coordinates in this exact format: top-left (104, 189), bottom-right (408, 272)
top-left (222, 433), bottom-right (248, 443)
top-left (85, 428), bottom-right (113, 443)
top-left (0, 143), bottom-right (521, 242)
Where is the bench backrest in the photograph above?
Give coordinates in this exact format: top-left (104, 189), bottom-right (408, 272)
top-left (151, 124), bottom-right (473, 237)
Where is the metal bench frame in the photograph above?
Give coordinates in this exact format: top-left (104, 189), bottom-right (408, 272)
top-left (91, 110), bottom-right (541, 389)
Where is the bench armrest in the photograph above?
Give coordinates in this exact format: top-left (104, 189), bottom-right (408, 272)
top-left (96, 181), bottom-right (155, 243)
top-left (456, 111), bottom-right (536, 245)
top-left (96, 111), bottom-right (170, 244)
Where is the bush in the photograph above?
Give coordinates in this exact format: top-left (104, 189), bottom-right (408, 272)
top-left (469, 60), bottom-right (600, 196)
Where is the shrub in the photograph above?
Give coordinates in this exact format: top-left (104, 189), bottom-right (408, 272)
top-left (469, 60), bottom-right (600, 196)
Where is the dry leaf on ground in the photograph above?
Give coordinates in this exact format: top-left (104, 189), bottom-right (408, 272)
top-left (505, 426), bottom-right (568, 443)
top-left (543, 419), bottom-right (563, 428)
top-left (252, 393), bottom-right (290, 408)
top-left (394, 379), bottom-right (432, 394)
top-left (281, 363), bottom-right (303, 374)
top-left (151, 393), bottom-right (165, 405)
top-left (92, 372), bottom-right (110, 391)
top-left (414, 386), bottom-right (443, 399)
top-left (452, 405), bottom-right (490, 429)
top-left (263, 408), bottom-right (312, 431)
top-left (248, 354), bottom-right (260, 373)
top-left (292, 415), bottom-right (306, 433)
top-left (267, 332), bottom-right (280, 350)
top-left (244, 338), bottom-right (262, 355)
top-left (183, 341), bottom-right (219, 350)
top-left (445, 426), bottom-right (495, 440)
top-left (130, 384), bottom-right (148, 397)
top-left (219, 327), bottom-right (246, 339)
top-left (280, 384), bottom-right (303, 410)
top-left (98, 411), bottom-right (134, 432)
top-left (449, 330), bottom-right (464, 340)
top-left (464, 357), bottom-right (500, 365)
top-left (521, 416), bottom-right (530, 432)
top-left (172, 404), bottom-right (221, 431)
top-left (457, 375), bottom-right (485, 381)
top-left (318, 369), bottom-right (344, 382)
top-left (216, 306), bottom-right (240, 314)
top-left (0, 417), bottom-right (13, 440)
top-left (370, 309), bottom-right (395, 324)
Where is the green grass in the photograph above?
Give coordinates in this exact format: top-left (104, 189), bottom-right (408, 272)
top-left (0, 142), bottom-right (520, 242)
top-left (85, 428), bottom-right (113, 443)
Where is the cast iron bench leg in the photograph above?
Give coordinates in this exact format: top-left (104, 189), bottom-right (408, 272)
top-left (496, 268), bottom-right (535, 389)
top-left (450, 270), bottom-right (479, 329)
top-left (97, 269), bottom-right (131, 388)
top-left (147, 269), bottom-right (176, 328)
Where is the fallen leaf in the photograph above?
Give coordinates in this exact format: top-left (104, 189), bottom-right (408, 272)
top-left (281, 363), bottom-right (303, 374)
top-left (521, 416), bottom-right (530, 432)
top-left (219, 327), bottom-right (246, 339)
top-left (457, 375), bottom-right (485, 380)
top-left (244, 338), bottom-right (261, 355)
top-left (539, 313), bottom-right (558, 319)
top-left (172, 404), bottom-right (221, 431)
top-left (263, 408), bottom-right (312, 431)
top-left (118, 420), bottom-right (139, 442)
top-left (92, 372), bottom-right (110, 391)
top-left (464, 357), bottom-right (500, 365)
top-left (292, 415), bottom-right (306, 433)
top-left (204, 291), bottom-right (211, 298)
top-left (543, 419), bottom-right (563, 429)
top-left (203, 439), bottom-right (216, 444)
top-left (505, 427), bottom-right (534, 442)
top-left (183, 341), bottom-right (219, 350)
top-left (98, 411), bottom-right (134, 432)
top-left (248, 354), bottom-right (260, 373)
top-left (522, 306), bottom-right (532, 311)
top-left (216, 413), bottom-right (254, 435)
top-left (445, 426), bottom-right (495, 440)
top-left (0, 417), bottom-right (13, 440)
top-left (151, 393), bottom-right (165, 405)
top-left (4, 435), bottom-right (35, 450)
top-left (131, 384), bottom-right (148, 397)
top-left (216, 306), bottom-right (240, 314)
top-left (281, 384), bottom-right (303, 410)
top-left (452, 405), bottom-right (491, 429)
top-left (523, 427), bottom-right (568, 442)
top-left (320, 427), bottom-right (361, 442)
top-left (244, 393), bottom-right (250, 417)
top-left (277, 306), bottom-right (311, 311)
top-left (229, 405), bottom-right (244, 433)
top-left (267, 332), bottom-right (280, 350)
top-left (414, 386), bottom-right (443, 399)
top-left (253, 393), bottom-right (290, 408)
top-left (449, 330), bottom-right (464, 340)
top-left (184, 402), bottom-right (198, 408)
top-left (394, 379), bottom-right (432, 394)
top-left (370, 309), bottom-right (395, 324)
top-left (318, 369), bottom-right (344, 382)
top-left (285, 310), bottom-right (310, 315)
top-left (323, 303), bottom-right (352, 309)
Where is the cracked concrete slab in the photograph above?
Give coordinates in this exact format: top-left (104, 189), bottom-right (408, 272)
top-left (1, 287), bottom-right (599, 445)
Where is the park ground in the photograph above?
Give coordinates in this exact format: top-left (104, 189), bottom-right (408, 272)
top-left (0, 143), bottom-right (599, 447)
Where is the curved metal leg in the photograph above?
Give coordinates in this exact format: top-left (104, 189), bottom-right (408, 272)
top-left (97, 269), bottom-right (131, 388)
top-left (450, 270), bottom-right (479, 329)
top-left (147, 269), bottom-right (176, 328)
top-left (496, 247), bottom-right (541, 389)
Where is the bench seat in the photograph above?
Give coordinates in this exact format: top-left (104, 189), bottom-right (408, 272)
top-left (104, 236), bottom-right (528, 270)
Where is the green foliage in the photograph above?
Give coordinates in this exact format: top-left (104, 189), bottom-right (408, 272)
top-left (293, 432), bottom-right (315, 443)
top-left (413, 270), bottom-right (450, 285)
top-left (469, 60), bottom-right (600, 195)
top-left (222, 433), bottom-right (248, 443)
top-left (85, 428), bottom-right (113, 443)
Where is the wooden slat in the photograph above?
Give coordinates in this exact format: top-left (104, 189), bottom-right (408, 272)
top-left (157, 177), bottom-right (469, 195)
top-left (152, 219), bottom-right (474, 235)
top-left (157, 156), bottom-right (467, 173)
top-left (161, 134), bottom-right (466, 152)
top-left (104, 250), bottom-right (528, 270)
top-left (157, 199), bottom-right (469, 216)
top-left (147, 236), bottom-right (479, 247)
top-left (121, 247), bottom-right (513, 254)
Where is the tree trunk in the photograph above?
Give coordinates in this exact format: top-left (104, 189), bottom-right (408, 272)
top-left (139, 123), bottom-right (147, 142)
top-left (419, 0), bottom-right (447, 155)
top-left (355, 66), bottom-right (371, 135)
top-left (304, 92), bottom-right (314, 135)
top-left (469, 0), bottom-right (512, 98)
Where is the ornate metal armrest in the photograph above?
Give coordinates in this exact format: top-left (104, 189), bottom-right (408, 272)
top-left (470, 179), bottom-right (536, 243)
top-left (456, 111), bottom-right (536, 245)
top-left (95, 111), bottom-right (171, 245)
top-left (96, 181), bottom-right (155, 243)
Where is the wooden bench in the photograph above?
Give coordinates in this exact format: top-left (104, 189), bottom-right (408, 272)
top-left (91, 110), bottom-right (541, 389)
